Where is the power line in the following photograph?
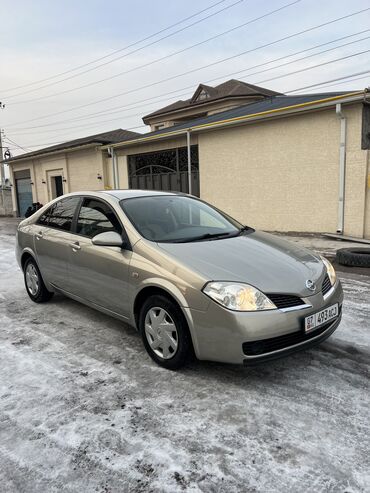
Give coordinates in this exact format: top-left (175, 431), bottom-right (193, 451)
top-left (7, 29), bottom-right (370, 132)
top-left (285, 70), bottom-right (370, 93)
top-left (6, 0), bottom-right (300, 104)
top-left (8, 34), bottom-right (370, 136)
top-left (8, 106), bottom-right (170, 136)
top-left (4, 124), bottom-right (147, 150)
top-left (3, 135), bottom-right (32, 152)
top-left (8, 93), bottom-right (194, 132)
top-left (293, 74), bottom-right (370, 92)
top-left (5, 6), bottom-right (369, 129)
top-left (0, 0), bottom-right (232, 94)
top-left (3, 0), bottom-right (244, 99)
top-left (7, 71), bottom-right (369, 151)
top-left (8, 111), bottom-right (147, 136)
top-left (7, 68), bottom-right (370, 145)
top-left (249, 49), bottom-right (370, 86)
top-left (6, 48), bottom-right (369, 140)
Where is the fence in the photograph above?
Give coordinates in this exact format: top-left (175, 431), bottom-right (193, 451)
top-left (0, 187), bottom-right (13, 216)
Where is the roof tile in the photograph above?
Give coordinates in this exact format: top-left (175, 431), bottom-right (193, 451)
top-left (143, 79), bottom-right (282, 120)
top-left (7, 128), bottom-right (141, 162)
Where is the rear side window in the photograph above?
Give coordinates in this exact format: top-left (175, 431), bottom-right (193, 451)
top-left (37, 207), bottom-right (52, 226)
top-left (47, 197), bottom-right (80, 231)
top-left (76, 198), bottom-right (122, 238)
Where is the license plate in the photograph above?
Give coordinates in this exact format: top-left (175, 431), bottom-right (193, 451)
top-left (305, 303), bottom-right (339, 333)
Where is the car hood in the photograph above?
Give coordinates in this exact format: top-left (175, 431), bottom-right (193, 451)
top-left (157, 231), bottom-right (325, 297)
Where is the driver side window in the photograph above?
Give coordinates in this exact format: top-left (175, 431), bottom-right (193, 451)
top-left (76, 198), bottom-right (122, 238)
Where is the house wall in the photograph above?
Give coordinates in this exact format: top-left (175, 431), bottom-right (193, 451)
top-left (364, 151), bottom-right (370, 239)
top-left (102, 154), bottom-right (129, 189)
top-left (9, 147), bottom-right (105, 214)
top-left (8, 104), bottom-right (369, 237)
top-left (198, 104), bottom-right (368, 237)
top-left (344, 107), bottom-right (369, 238)
top-left (67, 148), bottom-right (105, 194)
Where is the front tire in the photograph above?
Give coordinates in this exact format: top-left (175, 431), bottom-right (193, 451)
top-left (139, 294), bottom-right (192, 370)
top-left (24, 258), bottom-right (54, 303)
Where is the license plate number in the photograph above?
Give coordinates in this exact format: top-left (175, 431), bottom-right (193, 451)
top-left (305, 303), bottom-right (338, 333)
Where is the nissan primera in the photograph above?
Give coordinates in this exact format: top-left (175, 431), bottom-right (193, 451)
top-left (16, 190), bottom-right (343, 369)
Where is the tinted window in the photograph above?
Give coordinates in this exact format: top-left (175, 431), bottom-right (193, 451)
top-left (48, 197), bottom-right (80, 231)
top-left (37, 206), bottom-right (52, 226)
top-left (120, 195), bottom-right (242, 242)
top-left (76, 199), bottom-right (122, 238)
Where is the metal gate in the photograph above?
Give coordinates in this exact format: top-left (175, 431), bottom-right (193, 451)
top-left (128, 145), bottom-right (199, 196)
top-left (14, 170), bottom-right (33, 217)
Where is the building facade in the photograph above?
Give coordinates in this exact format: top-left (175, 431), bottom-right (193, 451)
top-left (6, 129), bottom-right (139, 216)
top-left (104, 90), bottom-right (370, 239)
top-left (4, 81), bottom-right (370, 239)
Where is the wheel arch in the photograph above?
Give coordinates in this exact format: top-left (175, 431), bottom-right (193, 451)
top-left (20, 248), bottom-right (55, 293)
top-left (20, 249), bottom-right (37, 271)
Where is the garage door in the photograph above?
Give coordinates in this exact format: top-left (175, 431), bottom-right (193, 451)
top-left (16, 176), bottom-right (33, 217)
top-left (128, 145), bottom-right (199, 196)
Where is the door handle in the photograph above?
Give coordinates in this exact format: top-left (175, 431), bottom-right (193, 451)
top-left (35, 231), bottom-right (43, 240)
top-left (69, 242), bottom-right (81, 251)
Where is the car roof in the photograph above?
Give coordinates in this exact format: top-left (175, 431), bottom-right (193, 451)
top-left (100, 189), bottom-right (183, 200)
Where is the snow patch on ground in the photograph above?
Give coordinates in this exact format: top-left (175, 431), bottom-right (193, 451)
top-left (0, 221), bottom-right (369, 492)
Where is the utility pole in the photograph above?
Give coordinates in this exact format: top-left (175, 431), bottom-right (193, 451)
top-left (0, 128), bottom-right (4, 210)
top-left (0, 102), bottom-right (6, 208)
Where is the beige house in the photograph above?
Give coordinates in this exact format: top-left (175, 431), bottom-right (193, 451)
top-left (5, 129), bottom-right (139, 217)
top-left (4, 80), bottom-right (370, 239)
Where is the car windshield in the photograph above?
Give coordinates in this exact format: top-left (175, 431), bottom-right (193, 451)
top-left (120, 195), bottom-right (245, 243)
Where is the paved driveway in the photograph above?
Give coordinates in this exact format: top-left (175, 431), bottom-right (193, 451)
top-left (0, 219), bottom-right (369, 492)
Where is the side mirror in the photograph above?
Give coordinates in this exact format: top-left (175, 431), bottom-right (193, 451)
top-left (92, 231), bottom-right (124, 247)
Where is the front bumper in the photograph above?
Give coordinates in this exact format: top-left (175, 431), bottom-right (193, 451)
top-left (243, 312), bottom-right (341, 365)
top-left (189, 280), bottom-right (343, 365)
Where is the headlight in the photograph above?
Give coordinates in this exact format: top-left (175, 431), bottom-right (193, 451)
top-left (320, 256), bottom-right (337, 286)
top-left (202, 282), bottom-right (277, 311)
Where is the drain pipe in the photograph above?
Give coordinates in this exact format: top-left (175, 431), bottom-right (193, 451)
top-left (114, 149), bottom-right (120, 189)
top-left (336, 103), bottom-right (346, 234)
top-left (108, 146), bottom-right (118, 189)
top-left (186, 129), bottom-right (192, 195)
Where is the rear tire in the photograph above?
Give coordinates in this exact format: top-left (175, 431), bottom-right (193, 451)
top-left (24, 258), bottom-right (54, 303)
top-left (139, 294), bottom-right (192, 370)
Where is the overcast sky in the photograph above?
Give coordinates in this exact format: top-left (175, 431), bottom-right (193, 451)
top-left (0, 0), bottom-right (369, 156)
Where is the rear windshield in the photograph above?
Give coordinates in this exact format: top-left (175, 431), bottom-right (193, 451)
top-left (120, 195), bottom-right (243, 243)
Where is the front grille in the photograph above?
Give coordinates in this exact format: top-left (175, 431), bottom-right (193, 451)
top-left (322, 274), bottom-right (332, 296)
top-left (242, 308), bottom-right (341, 356)
top-left (267, 293), bottom-right (305, 309)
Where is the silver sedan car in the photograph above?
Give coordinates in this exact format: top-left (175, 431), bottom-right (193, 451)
top-left (16, 190), bottom-right (343, 370)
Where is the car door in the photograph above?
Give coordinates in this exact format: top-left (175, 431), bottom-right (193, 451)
top-left (67, 197), bottom-right (132, 318)
top-left (33, 196), bottom-right (81, 290)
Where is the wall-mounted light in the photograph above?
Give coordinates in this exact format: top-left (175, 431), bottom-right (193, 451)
top-left (30, 181), bottom-right (34, 185)
top-left (97, 173), bottom-right (102, 180)
top-left (42, 179), bottom-right (46, 184)
top-left (62, 178), bottom-right (67, 183)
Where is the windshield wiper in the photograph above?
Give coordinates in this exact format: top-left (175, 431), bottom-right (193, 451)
top-left (238, 225), bottom-right (254, 235)
top-left (159, 231), bottom-right (234, 243)
top-left (183, 231), bottom-right (235, 242)
top-left (160, 227), bottom-right (254, 243)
